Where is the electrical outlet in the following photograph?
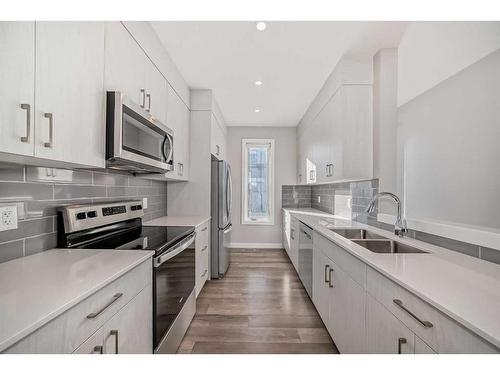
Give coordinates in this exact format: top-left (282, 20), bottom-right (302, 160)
top-left (142, 197), bottom-right (148, 209)
top-left (0, 206), bottom-right (18, 232)
top-left (317, 196), bottom-right (321, 203)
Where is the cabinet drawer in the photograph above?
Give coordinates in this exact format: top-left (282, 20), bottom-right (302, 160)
top-left (5, 259), bottom-right (151, 353)
top-left (313, 232), bottom-right (366, 287)
top-left (366, 267), bottom-right (498, 353)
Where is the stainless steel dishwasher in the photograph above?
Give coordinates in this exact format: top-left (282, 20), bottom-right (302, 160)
top-left (298, 222), bottom-right (313, 298)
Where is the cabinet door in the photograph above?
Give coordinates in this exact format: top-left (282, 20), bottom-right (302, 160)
top-left (104, 22), bottom-right (147, 107)
top-left (102, 285), bottom-right (153, 354)
top-left (166, 85), bottom-right (190, 180)
top-left (34, 22), bottom-right (105, 167)
top-left (366, 293), bottom-right (415, 354)
top-left (282, 211), bottom-right (291, 253)
top-left (289, 217), bottom-right (299, 270)
top-left (0, 22), bottom-right (35, 156)
top-left (144, 59), bottom-right (168, 125)
top-left (312, 247), bottom-right (330, 323)
top-left (211, 114), bottom-right (226, 160)
top-left (296, 131), bottom-right (306, 184)
top-left (328, 263), bottom-right (366, 353)
top-left (73, 327), bottom-right (104, 354)
top-left (415, 336), bottom-right (436, 354)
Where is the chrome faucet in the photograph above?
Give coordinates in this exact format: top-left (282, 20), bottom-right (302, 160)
top-left (365, 192), bottom-right (408, 237)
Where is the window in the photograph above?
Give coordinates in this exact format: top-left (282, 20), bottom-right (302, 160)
top-left (241, 139), bottom-right (275, 225)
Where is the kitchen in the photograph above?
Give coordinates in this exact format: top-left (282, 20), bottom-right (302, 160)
top-left (1, 1), bottom-right (500, 372)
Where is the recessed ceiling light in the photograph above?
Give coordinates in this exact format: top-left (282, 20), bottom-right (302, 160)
top-left (255, 80), bottom-right (263, 86)
top-left (256, 22), bottom-right (266, 31)
top-left (254, 108), bottom-right (260, 113)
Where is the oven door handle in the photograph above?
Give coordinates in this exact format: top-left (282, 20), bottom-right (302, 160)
top-left (154, 233), bottom-right (196, 268)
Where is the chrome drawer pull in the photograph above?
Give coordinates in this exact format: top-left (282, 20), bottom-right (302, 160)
top-left (328, 268), bottom-right (334, 288)
top-left (110, 330), bottom-right (119, 354)
top-left (202, 245), bottom-right (208, 252)
top-left (43, 113), bottom-right (53, 148)
top-left (201, 226), bottom-right (208, 232)
top-left (324, 264), bottom-right (330, 283)
top-left (93, 345), bottom-right (103, 354)
top-left (398, 337), bottom-right (407, 354)
top-left (393, 299), bottom-right (433, 328)
top-left (201, 269), bottom-right (208, 277)
top-left (20, 104), bottom-right (31, 143)
top-left (87, 293), bottom-right (123, 319)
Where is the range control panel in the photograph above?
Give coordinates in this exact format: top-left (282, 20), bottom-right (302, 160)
top-left (60, 200), bottom-right (145, 234)
top-left (102, 205), bottom-right (127, 217)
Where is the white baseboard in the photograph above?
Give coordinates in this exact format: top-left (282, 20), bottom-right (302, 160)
top-left (228, 242), bottom-right (283, 249)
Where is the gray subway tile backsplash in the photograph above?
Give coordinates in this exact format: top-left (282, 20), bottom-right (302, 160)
top-left (0, 240), bottom-right (24, 263)
top-left (281, 178), bottom-right (500, 265)
top-left (0, 163), bottom-right (168, 264)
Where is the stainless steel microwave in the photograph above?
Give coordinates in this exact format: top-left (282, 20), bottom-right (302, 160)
top-left (106, 91), bottom-right (174, 174)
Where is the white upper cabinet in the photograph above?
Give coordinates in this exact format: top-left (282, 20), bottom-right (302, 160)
top-left (104, 22), bottom-right (167, 125)
top-left (144, 55), bottom-right (168, 125)
top-left (211, 114), bottom-right (226, 160)
top-left (0, 22), bottom-right (35, 157)
top-left (104, 22), bottom-right (147, 107)
top-left (297, 57), bottom-right (373, 184)
top-left (166, 84), bottom-right (190, 180)
top-left (34, 22), bottom-right (105, 167)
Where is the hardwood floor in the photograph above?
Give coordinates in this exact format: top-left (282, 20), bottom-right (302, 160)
top-left (178, 248), bottom-right (338, 354)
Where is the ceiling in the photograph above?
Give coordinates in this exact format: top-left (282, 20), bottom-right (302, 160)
top-left (152, 21), bottom-right (407, 127)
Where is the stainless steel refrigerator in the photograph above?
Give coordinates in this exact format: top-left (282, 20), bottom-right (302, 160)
top-left (210, 157), bottom-right (233, 278)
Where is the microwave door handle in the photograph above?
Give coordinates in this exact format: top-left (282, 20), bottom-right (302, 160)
top-left (154, 233), bottom-right (195, 267)
top-left (161, 136), bottom-right (168, 162)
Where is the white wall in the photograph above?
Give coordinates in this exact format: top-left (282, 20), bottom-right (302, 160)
top-left (398, 22), bottom-right (500, 106)
top-left (227, 126), bottom-right (296, 247)
top-left (397, 48), bottom-right (500, 230)
top-left (373, 49), bottom-right (398, 214)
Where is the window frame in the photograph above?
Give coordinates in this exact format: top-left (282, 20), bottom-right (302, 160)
top-left (241, 138), bottom-right (275, 226)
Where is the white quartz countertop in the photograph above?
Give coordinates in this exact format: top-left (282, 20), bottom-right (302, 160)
top-left (283, 207), bottom-right (500, 349)
top-left (144, 215), bottom-right (210, 228)
top-left (0, 248), bottom-right (153, 352)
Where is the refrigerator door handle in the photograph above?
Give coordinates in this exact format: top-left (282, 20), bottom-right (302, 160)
top-left (223, 224), bottom-right (233, 234)
top-left (226, 166), bottom-right (233, 221)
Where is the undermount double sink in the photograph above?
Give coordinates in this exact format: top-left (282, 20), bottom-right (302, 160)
top-left (329, 228), bottom-right (428, 254)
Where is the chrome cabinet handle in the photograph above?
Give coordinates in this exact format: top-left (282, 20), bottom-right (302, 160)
top-left (86, 292), bottom-right (123, 319)
top-left (146, 93), bottom-right (151, 112)
top-left (93, 345), bottom-right (103, 354)
top-left (140, 89), bottom-right (146, 108)
top-left (326, 164), bottom-right (333, 177)
top-left (290, 229), bottom-right (295, 240)
top-left (201, 226), bottom-right (208, 232)
top-left (393, 299), bottom-right (433, 328)
top-left (20, 104), bottom-right (31, 143)
top-left (43, 113), bottom-right (53, 148)
top-left (398, 337), bottom-right (407, 354)
top-left (216, 145), bottom-right (220, 156)
top-left (328, 268), bottom-right (334, 288)
top-left (324, 264), bottom-right (330, 283)
top-left (202, 245), bottom-right (208, 252)
top-left (110, 330), bottom-right (119, 354)
top-left (201, 269), bottom-right (208, 277)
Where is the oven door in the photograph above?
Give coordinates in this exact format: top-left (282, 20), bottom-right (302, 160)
top-left (106, 91), bottom-right (174, 173)
top-left (153, 233), bottom-right (196, 353)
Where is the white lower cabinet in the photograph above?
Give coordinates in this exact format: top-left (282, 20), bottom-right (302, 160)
top-left (289, 217), bottom-right (299, 269)
top-left (4, 260), bottom-right (152, 354)
top-left (195, 220), bottom-right (210, 297)
top-left (328, 262), bottom-right (365, 353)
top-left (312, 247), bottom-right (330, 323)
top-left (312, 233), bottom-right (365, 353)
top-left (305, 222), bottom-right (499, 354)
top-left (366, 293), bottom-right (415, 354)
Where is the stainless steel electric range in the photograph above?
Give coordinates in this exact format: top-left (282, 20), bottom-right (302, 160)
top-left (57, 200), bottom-right (195, 354)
